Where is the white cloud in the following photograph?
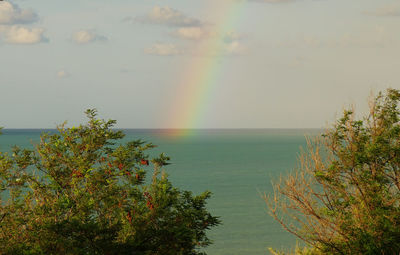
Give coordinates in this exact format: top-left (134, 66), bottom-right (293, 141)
top-left (0, 1), bottom-right (38, 25)
top-left (71, 30), bottom-right (107, 44)
top-left (0, 2), bottom-right (47, 45)
top-left (364, 4), bottom-right (400, 17)
top-left (172, 26), bottom-right (211, 40)
top-left (136, 6), bottom-right (201, 27)
top-left (0, 25), bottom-right (48, 44)
top-left (144, 43), bottom-right (182, 56)
top-left (57, 70), bottom-right (70, 78)
top-left (221, 31), bottom-right (247, 55)
top-left (224, 41), bottom-right (247, 55)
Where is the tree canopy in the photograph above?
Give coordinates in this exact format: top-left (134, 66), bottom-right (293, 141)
top-left (267, 89), bottom-right (400, 254)
top-left (0, 109), bottom-right (220, 255)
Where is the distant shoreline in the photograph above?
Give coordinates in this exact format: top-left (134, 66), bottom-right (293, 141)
top-left (1, 128), bottom-right (323, 131)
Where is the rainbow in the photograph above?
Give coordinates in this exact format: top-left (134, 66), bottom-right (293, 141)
top-left (164, 1), bottom-right (246, 136)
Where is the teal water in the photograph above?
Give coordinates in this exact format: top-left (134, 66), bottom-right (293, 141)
top-left (0, 129), bottom-right (321, 254)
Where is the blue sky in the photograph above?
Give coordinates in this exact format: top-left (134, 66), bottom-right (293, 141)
top-left (0, 0), bottom-right (399, 128)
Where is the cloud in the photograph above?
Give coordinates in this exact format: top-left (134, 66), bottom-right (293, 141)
top-left (172, 26), bottom-right (211, 40)
top-left (136, 6), bottom-right (201, 27)
top-left (224, 41), bottom-right (247, 55)
top-left (0, 1), bottom-right (38, 25)
top-left (364, 4), bottom-right (400, 17)
top-left (144, 43), bottom-right (182, 56)
top-left (179, 30), bottom-right (247, 56)
top-left (0, 25), bottom-right (48, 44)
top-left (0, 2), bottom-right (47, 45)
top-left (57, 70), bottom-right (70, 78)
top-left (71, 30), bottom-right (107, 44)
top-left (221, 31), bottom-right (246, 55)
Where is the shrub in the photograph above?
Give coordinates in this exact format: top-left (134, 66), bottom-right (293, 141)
top-left (268, 243), bottom-right (322, 255)
top-left (0, 109), bottom-right (220, 255)
top-left (267, 89), bottom-right (400, 254)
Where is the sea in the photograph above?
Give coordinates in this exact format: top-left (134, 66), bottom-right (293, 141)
top-left (0, 129), bottom-right (321, 255)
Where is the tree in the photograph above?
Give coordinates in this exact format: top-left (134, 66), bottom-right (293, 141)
top-left (0, 109), bottom-right (220, 255)
top-left (267, 89), bottom-right (400, 254)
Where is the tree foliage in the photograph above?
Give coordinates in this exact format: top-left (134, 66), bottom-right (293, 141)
top-left (267, 89), bottom-right (400, 254)
top-left (0, 109), bottom-right (220, 255)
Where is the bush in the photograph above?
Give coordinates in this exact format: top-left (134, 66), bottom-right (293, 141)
top-left (267, 89), bottom-right (400, 254)
top-left (0, 109), bottom-right (220, 255)
top-left (269, 243), bottom-right (323, 255)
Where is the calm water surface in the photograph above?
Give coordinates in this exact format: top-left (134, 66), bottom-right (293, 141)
top-left (0, 129), bottom-right (321, 254)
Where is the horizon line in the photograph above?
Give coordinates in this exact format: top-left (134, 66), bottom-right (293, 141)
top-left (1, 127), bottom-right (324, 130)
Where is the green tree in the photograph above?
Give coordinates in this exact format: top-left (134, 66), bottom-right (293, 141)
top-left (0, 109), bottom-right (220, 255)
top-left (267, 89), bottom-right (400, 254)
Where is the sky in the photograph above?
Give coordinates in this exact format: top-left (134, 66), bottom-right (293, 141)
top-left (0, 0), bottom-right (399, 129)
